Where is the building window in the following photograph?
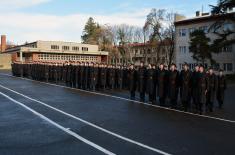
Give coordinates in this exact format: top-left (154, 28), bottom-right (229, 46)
top-left (223, 22), bottom-right (234, 31)
top-left (62, 46), bottom-right (70, 51)
top-left (72, 46), bottom-right (79, 51)
top-left (199, 26), bottom-right (208, 33)
top-left (223, 63), bottom-right (233, 71)
top-left (222, 45), bottom-right (232, 53)
top-left (189, 27), bottom-right (196, 34)
top-left (179, 46), bottom-right (187, 54)
top-left (213, 63), bottom-right (220, 70)
top-left (82, 47), bottom-right (88, 51)
top-left (51, 45), bottom-right (59, 50)
top-left (179, 28), bottom-right (187, 37)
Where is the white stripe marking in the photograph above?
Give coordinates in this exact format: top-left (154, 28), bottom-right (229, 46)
top-left (0, 83), bottom-right (172, 155)
top-left (0, 73), bottom-right (234, 124)
top-left (0, 91), bottom-right (115, 155)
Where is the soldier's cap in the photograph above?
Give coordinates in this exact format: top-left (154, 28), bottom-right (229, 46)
top-left (219, 69), bottom-right (224, 72)
top-left (209, 66), bottom-right (214, 70)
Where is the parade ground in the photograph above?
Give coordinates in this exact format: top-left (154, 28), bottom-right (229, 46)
top-left (0, 70), bottom-right (235, 155)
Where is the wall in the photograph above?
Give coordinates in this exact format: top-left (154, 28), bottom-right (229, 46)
top-left (0, 54), bottom-right (12, 69)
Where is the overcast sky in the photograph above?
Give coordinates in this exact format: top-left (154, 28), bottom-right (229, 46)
top-left (0, 0), bottom-right (217, 44)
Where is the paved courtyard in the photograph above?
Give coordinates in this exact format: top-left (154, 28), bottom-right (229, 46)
top-left (0, 71), bottom-right (235, 155)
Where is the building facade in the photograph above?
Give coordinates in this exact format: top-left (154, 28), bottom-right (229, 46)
top-left (174, 11), bottom-right (235, 74)
top-left (5, 40), bottom-right (109, 64)
top-left (0, 35), bottom-right (13, 69)
top-left (111, 41), bottom-right (172, 66)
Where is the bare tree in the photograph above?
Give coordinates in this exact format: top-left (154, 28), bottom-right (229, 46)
top-left (144, 9), bottom-right (166, 64)
top-left (144, 9), bottom-right (176, 66)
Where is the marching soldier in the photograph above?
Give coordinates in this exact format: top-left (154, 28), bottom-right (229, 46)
top-left (138, 62), bottom-right (147, 102)
top-left (217, 69), bottom-right (227, 109)
top-left (179, 63), bottom-right (192, 111)
top-left (206, 67), bottom-right (217, 112)
top-left (168, 63), bottom-right (180, 108)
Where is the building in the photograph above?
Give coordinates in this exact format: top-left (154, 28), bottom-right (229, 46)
top-left (111, 41), bottom-right (172, 66)
top-left (174, 11), bottom-right (235, 74)
top-left (0, 35), bottom-right (13, 69)
top-left (4, 40), bottom-right (109, 64)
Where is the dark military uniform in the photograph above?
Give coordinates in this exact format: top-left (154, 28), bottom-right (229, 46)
top-left (78, 65), bottom-right (84, 89)
top-left (107, 67), bottom-right (115, 89)
top-left (90, 66), bottom-right (99, 91)
top-left (192, 70), bottom-right (200, 112)
top-left (123, 67), bottom-right (129, 89)
top-left (179, 70), bottom-right (192, 111)
top-left (146, 68), bottom-right (157, 103)
top-left (206, 73), bottom-right (217, 112)
top-left (138, 66), bottom-right (147, 102)
top-left (45, 64), bottom-right (49, 82)
top-left (99, 67), bottom-right (107, 89)
top-left (129, 68), bottom-right (137, 100)
top-left (217, 75), bottom-right (226, 108)
top-left (197, 72), bottom-right (208, 114)
top-left (157, 69), bottom-right (167, 106)
top-left (116, 68), bottom-right (123, 89)
top-left (168, 70), bottom-right (179, 108)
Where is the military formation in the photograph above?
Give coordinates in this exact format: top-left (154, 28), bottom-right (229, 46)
top-left (12, 61), bottom-right (227, 115)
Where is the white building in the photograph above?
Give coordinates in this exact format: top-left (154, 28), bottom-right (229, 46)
top-left (174, 11), bottom-right (235, 74)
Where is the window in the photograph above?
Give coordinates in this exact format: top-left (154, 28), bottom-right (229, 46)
top-left (224, 63), bottom-right (233, 71)
top-left (82, 47), bottom-right (88, 51)
top-left (51, 45), bottom-right (59, 50)
top-left (213, 63), bottom-right (220, 70)
top-left (72, 46), bottom-right (79, 51)
top-left (179, 28), bottom-right (187, 37)
top-left (223, 22), bottom-right (234, 31)
top-left (179, 46), bottom-right (187, 54)
top-left (62, 46), bottom-right (70, 51)
top-left (189, 27), bottom-right (196, 34)
top-left (199, 26), bottom-right (208, 33)
top-left (222, 45), bottom-right (232, 53)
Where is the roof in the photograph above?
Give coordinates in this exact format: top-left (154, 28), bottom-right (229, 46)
top-left (174, 12), bottom-right (235, 26)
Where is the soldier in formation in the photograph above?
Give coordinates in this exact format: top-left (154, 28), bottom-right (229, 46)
top-left (12, 61), bottom-right (227, 114)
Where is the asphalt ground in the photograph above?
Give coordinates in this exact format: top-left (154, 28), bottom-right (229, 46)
top-left (0, 71), bottom-right (235, 155)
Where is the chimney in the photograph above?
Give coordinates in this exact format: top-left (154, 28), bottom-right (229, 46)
top-left (1, 35), bottom-right (6, 52)
top-left (196, 11), bottom-right (200, 17)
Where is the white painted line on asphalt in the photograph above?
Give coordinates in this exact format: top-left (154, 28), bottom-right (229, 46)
top-left (0, 91), bottom-right (116, 155)
top-left (1, 73), bottom-right (235, 124)
top-left (0, 83), bottom-right (172, 155)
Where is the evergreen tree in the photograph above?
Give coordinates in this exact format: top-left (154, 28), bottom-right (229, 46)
top-left (189, 30), bottom-right (212, 64)
top-left (209, 0), bottom-right (235, 54)
top-left (81, 17), bottom-right (99, 44)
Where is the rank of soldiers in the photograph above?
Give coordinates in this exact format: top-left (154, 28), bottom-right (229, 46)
top-left (11, 61), bottom-right (227, 115)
